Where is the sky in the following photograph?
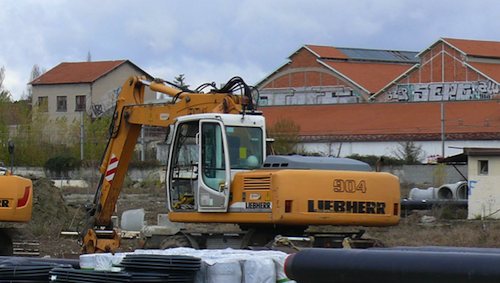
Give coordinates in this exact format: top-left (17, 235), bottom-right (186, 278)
top-left (1, 0), bottom-right (500, 101)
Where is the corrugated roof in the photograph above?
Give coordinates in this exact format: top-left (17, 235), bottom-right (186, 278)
top-left (262, 100), bottom-right (500, 141)
top-left (320, 60), bottom-right (414, 93)
top-left (304, 45), bottom-right (418, 63)
top-left (443, 38), bottom-right (500, 59)
top-left (464, 147), bottom-right (500, 156)
top-left (337, 48), bottom-right (418, 63)
top-left (31, 60), bottom-right (127, 85)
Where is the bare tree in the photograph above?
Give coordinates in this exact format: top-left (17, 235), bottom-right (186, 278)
top-left (393, 141), bottom-right (424, 164)
top-left (267, 118), bottom-right (301, 154)
top-left (174, 74), bottom-right (189, 88)
top-left (0, 67), bottom-right (12, 103)
top-left (24, 64), bottom-right (43, 101)
top-left (0, 66), bottom-right (5, 90)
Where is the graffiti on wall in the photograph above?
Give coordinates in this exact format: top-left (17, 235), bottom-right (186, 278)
top-left (384, 81), bottom-right (500, 102)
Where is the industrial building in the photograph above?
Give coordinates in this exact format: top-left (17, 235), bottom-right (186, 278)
top-left (259, 38), bottom-right (500, 160)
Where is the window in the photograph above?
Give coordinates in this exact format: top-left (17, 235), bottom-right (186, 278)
top-left (76, 95), bottom-right (86, 112)
top-left (169, 121), bottom-right (199, 210)
top-left (259, 96), bottom-right (268, 106)
top-left (479, 160), bottom-right (489, 175)
top-left (56, 96), bottom-right (67, 112)
top-left (171, 122), bottom-right (199, 169)
top-left (226, 126), bottom-right (263, 169)
top-left (37, 96), bottom-right (48, 112)
top-left (201, 122), bottom-right (226, 191)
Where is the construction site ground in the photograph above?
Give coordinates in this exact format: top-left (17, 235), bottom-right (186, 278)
top-left (23, 178), bottom-right (500, 259)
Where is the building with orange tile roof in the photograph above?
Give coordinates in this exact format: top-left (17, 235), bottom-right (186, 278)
top-left (256, 45), bottom-right (417, 105)
top-left (374, 38), bottom-right (500, 102)
top-left (31, 60), bottom-right (154, 121)
top-left (259, 38), bottom-right (500, 160)
top-left (262, 100), bottom-right (500, 159)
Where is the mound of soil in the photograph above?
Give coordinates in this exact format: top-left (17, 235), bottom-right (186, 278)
top-left (28, 178), bottom-right (82, 238)
top-left (18, 178), bottom-right (83, 257)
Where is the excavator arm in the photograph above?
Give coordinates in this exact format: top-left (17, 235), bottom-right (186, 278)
top-left (81, 76), bottom-right (254, 253)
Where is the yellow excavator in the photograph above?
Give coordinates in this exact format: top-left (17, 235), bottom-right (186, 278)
top-left (80, 76), bottom-right (400, 253)
top-left (0, 167), bottom-right (33, 255)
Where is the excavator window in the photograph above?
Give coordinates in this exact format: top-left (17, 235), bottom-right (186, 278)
top-left (226, 126), bottom-right (263, 170)
top-left (201, 122), bottom-right (226, 191)
top-left (169, 121), bottom-right (198, 210)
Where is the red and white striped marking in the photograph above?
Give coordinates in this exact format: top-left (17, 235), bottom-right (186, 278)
top-left (105, 154), bottom-right (119, 184)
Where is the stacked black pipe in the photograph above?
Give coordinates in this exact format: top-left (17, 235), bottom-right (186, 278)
top-left (49, 268), bottom-right (132, 282)
top-left (0, 256), bottom-right (77, 283)
top-left (119, 254), bottom-right (201, 283)
top-left (285, 248), bottom-right (500, 283)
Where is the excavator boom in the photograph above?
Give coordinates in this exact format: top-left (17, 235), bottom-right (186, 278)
top-left (81, 76), bottom-right (254, 253)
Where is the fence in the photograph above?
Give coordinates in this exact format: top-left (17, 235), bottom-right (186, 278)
top-left (13, 164), bottom-right (466, 188)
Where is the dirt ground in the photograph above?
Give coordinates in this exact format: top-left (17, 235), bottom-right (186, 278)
top-left (24, 178), bottom-right (500, 258)
top-left (21, 177), bottom-right (168, 258)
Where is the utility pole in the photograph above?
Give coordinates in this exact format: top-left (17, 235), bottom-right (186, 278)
top-left (441, 101), bottom-right (445, 158)
top-left (8, 140), bottom-right (14, 173)
top-left (80, 111), bottom-right (84, 160)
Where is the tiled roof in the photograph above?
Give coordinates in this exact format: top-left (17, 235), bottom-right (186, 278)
top-left (262, 100), bottom-right (500, 141)
top-left (31, 60), bottom-right (127, 85)
top-left (443, 38), bottom-right (500, 59)
top-left (319, 61), bottom-right (414, 93)
top-left (467, 62), bottom-right (500, 83)
top-left (305, 45), bottom-right (348, 59)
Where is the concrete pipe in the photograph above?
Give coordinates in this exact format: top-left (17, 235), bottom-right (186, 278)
top-left (436, 181), bottom-right (468, 200)
top-left (284, 248), bottom-right (500, 283)
top-left (409, 187), bottom-right (435, 200)
top-left (436, 185), bottom-right (454, 199)
top-left (455, 181), bottom-right (469, 200)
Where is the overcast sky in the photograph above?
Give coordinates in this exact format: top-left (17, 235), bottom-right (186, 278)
top-left (1, 0), bottom-right (500, 100)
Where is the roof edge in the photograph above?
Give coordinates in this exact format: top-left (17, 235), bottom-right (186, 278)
top-left (89, 59), bottom-right (128, 83)
top-left (463, 62), bottom-right (500, 85)
top-left (30, 59), bottom-right (153, 86)
top-left (316, 59), bottom-right (371, 95)
top-left (416, 38), bottom-right (467, 58)
top-left (371, 63), bottom-right (420, 99)
top-left (255, 61), bottom-right (291, 88)
top-left (303, 45), bottom-right (322, 58)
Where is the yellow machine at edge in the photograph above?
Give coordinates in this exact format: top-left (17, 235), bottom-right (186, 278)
top-left (0, 167), bottom-right (33, 255)
top-left (81, 76), bottom-right (400, 253)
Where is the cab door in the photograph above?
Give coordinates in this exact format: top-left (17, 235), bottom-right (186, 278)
top-left (197, 119), bottom-right (231, 212)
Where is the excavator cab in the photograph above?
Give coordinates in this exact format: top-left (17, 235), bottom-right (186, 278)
top-left (166, 113), bottom-right (266, 214)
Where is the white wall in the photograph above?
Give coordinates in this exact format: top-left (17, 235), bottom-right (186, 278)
top-left (467, 156), bottom-right (500, 219)
top-left (92, 63), bottom-right (156, 109)
top-left (32, 83), bottom-right (90, 122)
top-left (301, 140), bottom-right (500, 161)
top-left (259, 87), bottom-right (359, 106)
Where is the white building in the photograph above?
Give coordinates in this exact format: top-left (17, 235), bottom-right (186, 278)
top-left (31, 60), bottom-right (155, 121)
top-left (463, 148), bottom-right (500, 219)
